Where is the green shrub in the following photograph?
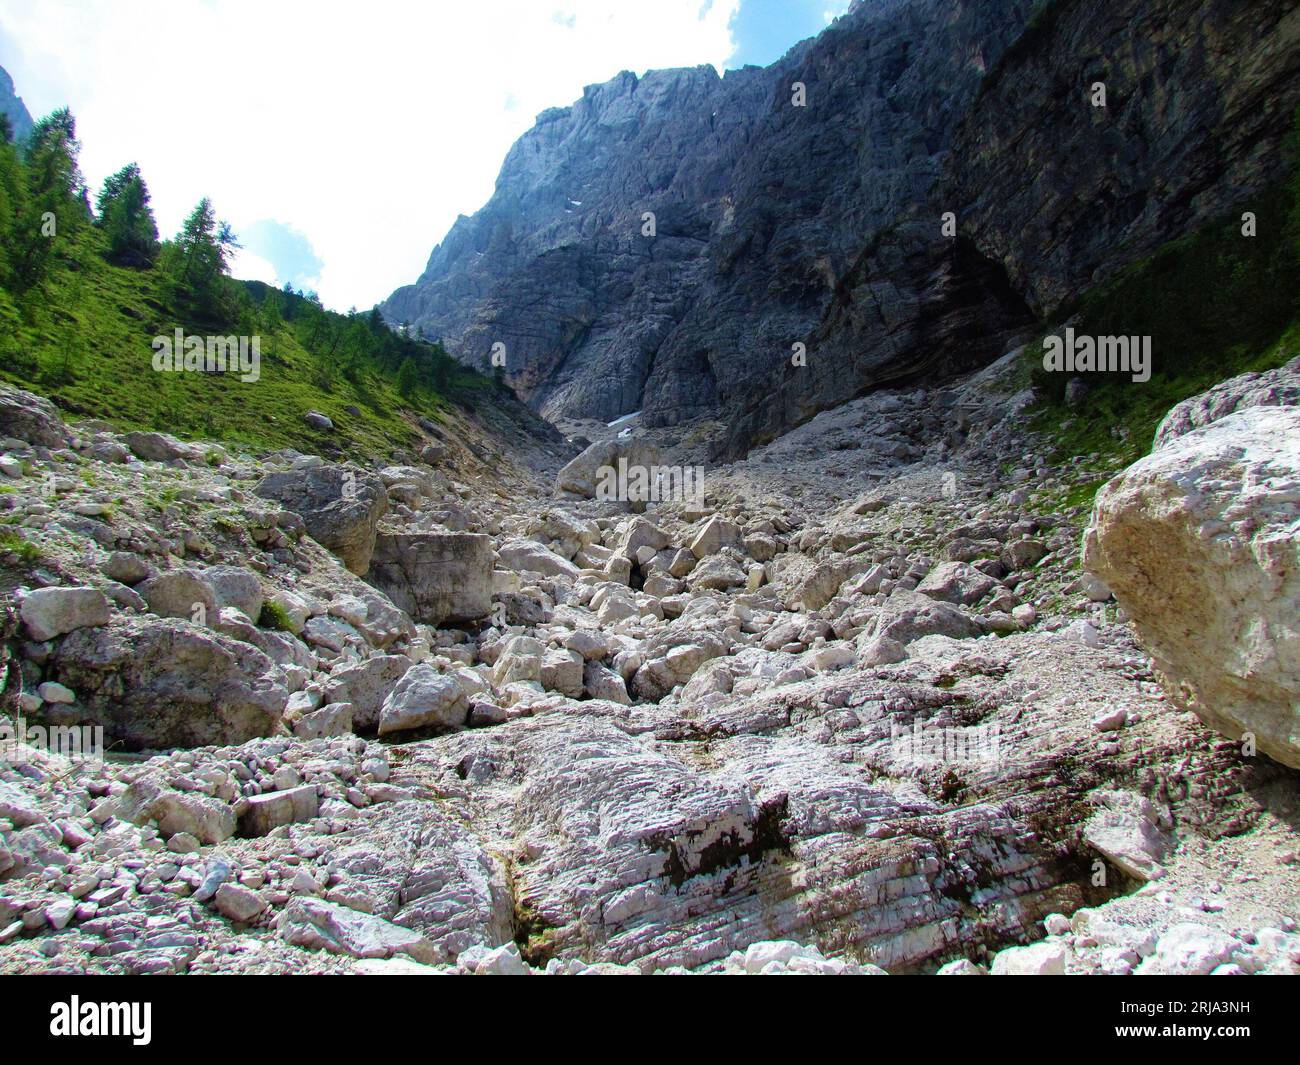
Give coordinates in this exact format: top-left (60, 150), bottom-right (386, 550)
top-left (258, 599), bottom-right (295, 632)
top-left (0, 531), bottom-right (41, 564)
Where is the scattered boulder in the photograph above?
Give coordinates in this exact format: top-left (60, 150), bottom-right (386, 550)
top-left (556, 438), bottom-right (660, 499)
top-left (491, 636), bottom-right (544, 687)
top-left (497, 537), bottom-right (580, 580)
top-left (293, 702), bottom-right (355, 740)
top-left (366, 532), bottom-right (492, 624)
top-left (138, 569), bottom-right (217, 621)
top-left (102, 551), bottom-right (151, 586)
top-left (1084, 405), bottom-right (1300, 768)
top-left (20, 587), bottom-right (110, 642)
top-left (323, 656), bottom-right (413, 730)
top-left (1082, 789), bottom-right (1172, 882)
top-left (868, 590), bottom-right (983, 646)
top-left (123, 431), bottom-right (196, 463)
top-left (378, 664), bottom-right (469, 735)
top-left (564, 628), bottom-right (610, 661)
top-left (0, 385), bottom-right (70, 447)
top-left (584, 661), bottom-right (631, 703)
top-left (990, 941), bottom-right (1068, 976)
top-left (53, 616), bottom-right (288, 749)
top-left (916, 561), bottom-right (997, 607)
top-left (215, 882), bottom-right (267, 923)
top-left (541, 648), bottom-right (585, 698)
top-left (936, 959), bottom-right (987, 975)
top-left (687, 555), bottom-right (746, 592)
top-left (240, 785), bottom-right (320, 836)
top-left (688, 516), bottom-right (742, 558)
top-left (1138, 923), bottom-right (1240, 976)
top-left (1002, 538), bottom-right (1048, 570)
top-left (857, 633), bottom-right (907, 667)
top-left (792, 557), bottom-right (855, 610)
top-left (281, 897), bottom-right (439, 963)
top-left (119, 779), bottom-right (236, 845)
top-left (203, 565), bottom-right (264, 621)
top-left (255, 465), bottom-right (389, 575)
top-left (614, 517), bottom-right (672, 560)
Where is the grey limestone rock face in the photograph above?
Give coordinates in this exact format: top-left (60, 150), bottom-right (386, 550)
top-left (383, 0), bottom-right (1299, 456)
top-left (365, 532), bottom-right (492, 625)
top-left (0, 65), bottom-right (33, 145)
top-left (254, 465), bottom-right (388, 575)
top-left (51, 616), bottom-right (288, 750)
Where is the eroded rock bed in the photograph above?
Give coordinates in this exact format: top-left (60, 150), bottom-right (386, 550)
top-left (0, 354), bottom-right (1297, 977)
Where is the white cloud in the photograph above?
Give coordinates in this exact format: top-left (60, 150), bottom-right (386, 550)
top-left (228, 247), bottom-right (278, 287)
top-left (0, 0), bottom-right (739, 310)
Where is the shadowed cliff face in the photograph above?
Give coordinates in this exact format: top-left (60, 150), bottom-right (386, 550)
top-left (383, 0), bottom-right (1300, 456)
top-left (0, 65), bottom-right (34, 144)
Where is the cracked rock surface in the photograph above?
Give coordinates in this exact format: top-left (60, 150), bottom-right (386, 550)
top-left (0, 353), bottom-right (1297, 976)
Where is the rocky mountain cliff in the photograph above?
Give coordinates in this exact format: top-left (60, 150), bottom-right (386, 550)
top-left (0, 64), bottom-right (33, 144)
top-left (382, 0), bottom-right (1300, 456)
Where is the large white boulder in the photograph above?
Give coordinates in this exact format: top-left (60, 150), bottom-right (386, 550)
top-left (497, 537), bottom-right (581, 580)
top-left (377, 664), bottom-right (469, 736)
top-left (52, 616), bottom-right (288, 749)
top-left (20, 586), bottom-right (110, 642)
top-left (254, 464), bottom-right (388, 575)
top-left (366, 532), bottom-right (492, 624)
top-left (1083, 404), bottom-right (1300, 767)
top-left (555, 438), bottom-right (660, 499)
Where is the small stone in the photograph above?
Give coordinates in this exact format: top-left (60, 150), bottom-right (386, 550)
top-left (290, 868), bottom-right (322, 895)
top-left (1093, 708), bottom-right (1127, 732)
top-left (936, 959), bottom-right (986, 975)
top-left (1044, 913), bottom-right (1071, 936)
top-left (193, 857), bottom-right (233, 903)
top-left (20, 587), bottom-right (111, 642)
top-left (474, 942), bottom-right (530, 975)
top-left (240, 785), bottom-right (319, 836)
top-left (167, 832), bottom-right (201, 854)
top-left (45, 899), bottom-right (77, 930)
top-left (214, 882), bottom-right (266, 923)
top-left (990, 941), bottom-right (1068, 976)
top-left (743, 940), bottom-right (820, 974)
top-left (36, 681), bottom-right (76, 704)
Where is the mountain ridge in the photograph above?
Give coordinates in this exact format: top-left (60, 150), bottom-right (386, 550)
top-left (382, 0), bottom-right (1300, 457)
top-left (0, 63), bottom-right (34, 144)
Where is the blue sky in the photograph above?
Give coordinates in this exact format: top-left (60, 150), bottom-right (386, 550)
top-left (728, 0), bottom-right (849, 68)
top-left (0, 0), bottom-right (850, 310)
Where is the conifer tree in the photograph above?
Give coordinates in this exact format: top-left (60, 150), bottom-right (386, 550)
top-left (96, 163), bottom-right (159, 266)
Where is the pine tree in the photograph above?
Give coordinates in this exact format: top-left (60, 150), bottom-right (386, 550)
top-left (96, 163), bottom-right (159, 267)
top-left (162, 197), bottom-right (239, 315)
top-left (0, 123), bottom-right (22, 289)
top-left (8, 108), bottom-right (87, 291)
top-left (396, 357), bottom-right (419, 399)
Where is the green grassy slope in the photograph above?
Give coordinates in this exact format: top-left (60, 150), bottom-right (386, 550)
top-left (0, 109), bottom-right (498, 461)
top-left (0, 228), bottom-right (497, 459)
